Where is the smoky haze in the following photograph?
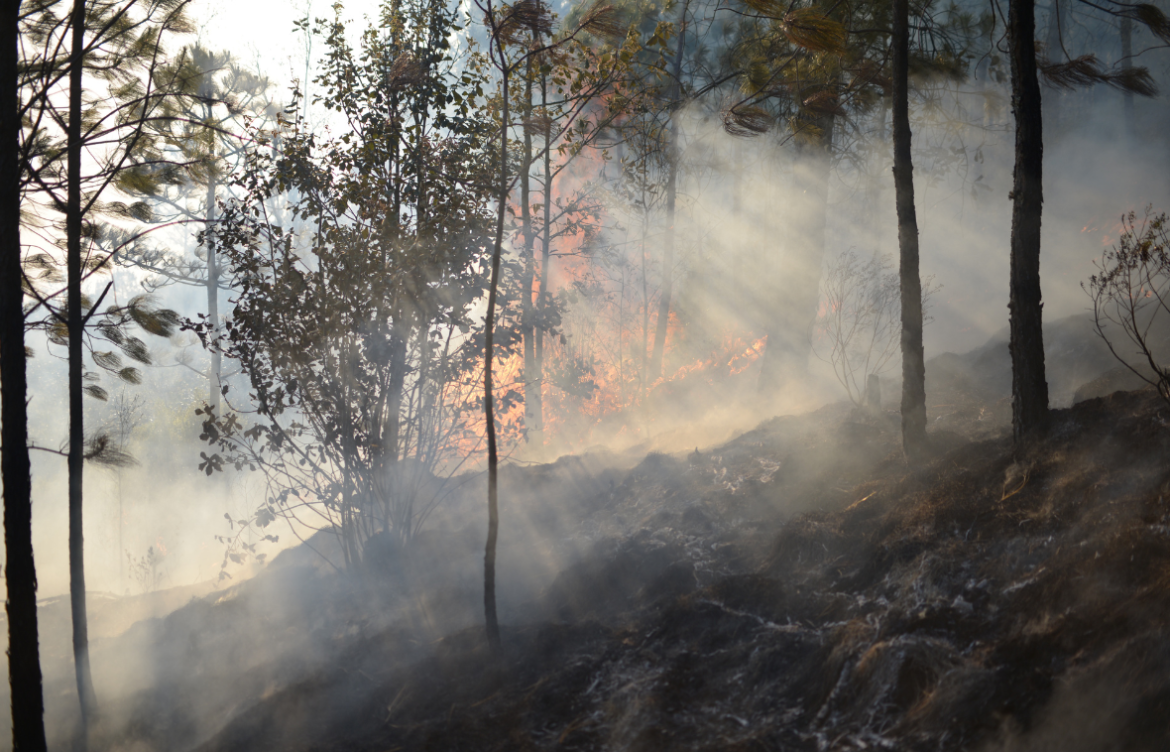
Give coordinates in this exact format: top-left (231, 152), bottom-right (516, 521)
top-left (3, 0), bottom-right (1170, 749)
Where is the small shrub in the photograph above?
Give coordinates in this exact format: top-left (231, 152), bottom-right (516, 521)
top-left (1085, 209), bottom-right (1170, 404)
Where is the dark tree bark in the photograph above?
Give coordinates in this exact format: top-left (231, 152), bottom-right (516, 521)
top-left (893, 0), bottom-right (928, 459)
top-left (483, 48), bottom-right (508, 654)
top-left (382, 327), bottom-right (407, 537)
top-left (1008, 0), bottom-right (1049, 442)
top-left (67, 0), bottom-right (99, 741)
top-left (2, 0), bottom-right (50, 747)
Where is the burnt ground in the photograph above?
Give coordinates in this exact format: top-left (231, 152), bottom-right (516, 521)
top-left (21, 313), bottom-right (1170, 752)
top-left (141, 385), bottom-right (1170, 752)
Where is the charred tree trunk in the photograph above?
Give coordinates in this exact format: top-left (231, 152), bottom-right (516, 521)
top-left (893, 0), bottom-right (928, 459)
top-left (483, 53), bottom-right (508, 654)
top-left (2, 0), bottom-right (49, 745)
top-left (757, 111), bottom-right (834, 394)
top-left (1008, 0), bottom-right (1049, 442)
top-left (68, 0), bottom-right (99, 742)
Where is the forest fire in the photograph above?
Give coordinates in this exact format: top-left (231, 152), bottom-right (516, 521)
top-left (5, 0), bottom-right (1170, 749)
top-left (1081, 214), bottom-right (1131, 247)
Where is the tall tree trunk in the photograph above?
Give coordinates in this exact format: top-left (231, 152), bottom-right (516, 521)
top-left (384, 326), bottom-right (407, 539)
top-left (67, 0), bottom-right (99, 742)
top-left (1008, 0), bottom-right (1049, 442)
top-left (339, 338), bottom-right (361, 571)
top-left (205, 163), bottom-right (220, 413)
top-left (2, 0), bottom-right (50, 746)
top-left (1120, 16), bottom-right (1134, 138)
top-left (483, 54), bottom-right (508, 654)
top-left (531, 68), bottom-right (551, 447)
top-left (520, 58), bottom-right (537, 446)
top-left (757, 111), bottom-right (834, 394)
top-left (893, 0), bottom-right (928, 459)
top-left (648, 6), bottom-right (687, 381)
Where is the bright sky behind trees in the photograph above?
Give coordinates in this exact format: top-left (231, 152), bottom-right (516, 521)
top-left (194, 0), bottom-right (408, 128)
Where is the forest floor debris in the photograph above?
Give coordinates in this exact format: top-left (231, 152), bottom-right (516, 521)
top-left (17, 382), bottom-right (1170, 752)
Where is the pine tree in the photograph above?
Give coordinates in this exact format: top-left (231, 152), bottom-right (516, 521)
top-left (22, 1), bottom-right (195, 742)
top-left (1, 0), bottom-right (48, 745)
top-left (118, 45), bottom-right (276, 413)
top-left (893, 0), bottom-right (927, 459)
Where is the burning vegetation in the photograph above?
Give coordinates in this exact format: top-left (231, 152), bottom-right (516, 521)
top-left (4, 0), bottom-right (1170, 749)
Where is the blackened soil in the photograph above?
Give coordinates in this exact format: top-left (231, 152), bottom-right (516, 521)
top-left (169, 391), bottom-right (1170, 751)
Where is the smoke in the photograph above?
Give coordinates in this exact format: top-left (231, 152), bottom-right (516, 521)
top-left (2, 7), bottom-right (1169, 749)
top-left (19, 338), bottom-right (278, 600)
top-left (522, 67), bottom-right (1170, 463)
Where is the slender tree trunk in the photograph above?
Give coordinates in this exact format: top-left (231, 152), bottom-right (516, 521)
top-left (1008, 0), bottom-right (1049, 442)
top-left (648, 6), bottom-right (687, 381)
top-left (67, 0), bottom-right (99, 742)
top-left (206, 163), bottom-right (220, 413)
top-left (520, 59), bottom-right (538, 446)
top-left (483, 55), bottom-right (508, 654)
top-left (339, 339), bottom-right (361, 571)
top-left (384, 327), bottom-right (407, 539)
top-left (531, 68), bottom-right (551, 446)
top-left (893, 0), bottom-right (927, 459)
top-left (1120, 16), bottom-right (1134, 138)
top-left (2, 0), bottom-right (50, 745)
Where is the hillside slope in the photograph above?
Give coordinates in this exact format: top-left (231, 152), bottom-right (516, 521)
top-left (178, 388), bottom-right (1170, 752)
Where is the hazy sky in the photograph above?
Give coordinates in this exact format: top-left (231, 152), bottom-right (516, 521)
top-left (17, 0), bottom-right (1160, 602)
top-left (192, 0), bottom-right (386, 122)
